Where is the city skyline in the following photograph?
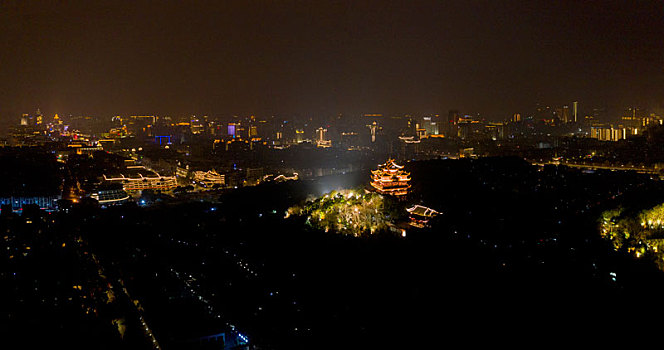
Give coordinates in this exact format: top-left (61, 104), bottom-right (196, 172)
top-left (1, 1), bottom-right (662, 123)
top-left (4, 2), bottom-right (664, 346)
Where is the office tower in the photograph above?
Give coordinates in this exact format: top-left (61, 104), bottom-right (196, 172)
top-left (316, 127), bottom-right (327, 142)
top-left (562, 105), bottom-right (570, 123)
top-left (295, 129), bottom-right (304, 143)
top-left (421, 115), bottom-right (438, 136)
top-left (369, 121), bottom-right (377, 143)
top-left (447, 110), bottom-right (460, 137)
top-left (316, 127), bottom-right (331, 147)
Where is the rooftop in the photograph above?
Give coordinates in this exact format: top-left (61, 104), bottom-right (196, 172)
top-left (406, 205), bottom-right (440, 217)
top-left (104, 166), bottom-right (161, 179)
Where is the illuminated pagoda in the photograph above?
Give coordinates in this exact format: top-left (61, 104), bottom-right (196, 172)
top-left (370, 159), bottom-right (411, 196)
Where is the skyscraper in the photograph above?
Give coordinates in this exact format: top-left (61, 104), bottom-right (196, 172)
top-left (368, 121), bottom-right (378, 143)
top-left (421, 115), bottom-right (439, 136)
top-left (316, 127), bottom-right (331, 147)
top-left (316, 127), bottom-right (327, 142)
top-left (447, 110), bottom-right (460, 138)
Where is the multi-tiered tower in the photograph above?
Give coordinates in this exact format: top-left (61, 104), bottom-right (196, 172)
top-left (370, 159), bottom-right (411, 196)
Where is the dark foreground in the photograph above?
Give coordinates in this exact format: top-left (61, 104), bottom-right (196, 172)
top-left (3, 158), bottom-right (664, 348)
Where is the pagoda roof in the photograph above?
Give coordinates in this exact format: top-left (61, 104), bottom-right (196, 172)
top-left (377, 159), bottom-right (404, 170)
top-left (372, 169), bottom-right (410, 175)
top-left (406, 205), bottom-right (440, 217)
top-left (372, 176), bottom-right (411, 182)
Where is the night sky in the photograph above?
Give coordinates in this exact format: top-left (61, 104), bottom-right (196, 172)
top-left (0, 1), bottom-right (662, 122)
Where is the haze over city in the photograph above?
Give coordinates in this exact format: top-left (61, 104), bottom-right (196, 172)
top-left (1, 0), bottom-right (662, 125)
top-left (3, 2), bottom-right (664, 349)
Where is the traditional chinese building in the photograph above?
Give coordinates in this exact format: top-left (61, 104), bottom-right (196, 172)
top-left (193, 170), bottom-right (225, 186)
top-left (102, 166), bottom-right (177, 192)
top-left (406, 205), bottom-right (440, 228)
top-left (370, 159), bottom-right (411, 196)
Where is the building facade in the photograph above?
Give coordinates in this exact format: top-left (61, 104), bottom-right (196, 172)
top-left (370, 159), bottom-right (411, 196)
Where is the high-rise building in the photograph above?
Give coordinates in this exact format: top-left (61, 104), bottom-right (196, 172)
top-left (572, 101), bottom-right (578, 123)
top-left (431, 114), bottom-right (441, 135)
top-left (316, 127), bottom-right (327, 142)
top-left (295, 129), bottom-right (305, 143)
top-left (316, 127), bottom-right (331, 147)
top-left (447, 110), bottom-right (460, 138)
top-left (190, 118), bottom-right (204, 134)
top-left (402, 118), bottom-right (418, 138)
top-left (485, 122), bottom-right (505, 140)
top-left (562, 105), bottom-right (570, 123)
top-left (421, 115), bottom-right (439, 136)
top-left (368, 121), bottom-right (378, 143)
top-left (35, 108), bottom-right (43, 125)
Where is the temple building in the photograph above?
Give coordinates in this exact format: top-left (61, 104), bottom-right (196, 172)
top-left (370, 159), bottom-right (411, 196)
top-left (193, 170), bottom-right (225, 187)
top-left (90, 187), bottom-right (130, 207)
top-left (406, 205), bottom-right (440, 228)
top-left (103, 166), bottom-right (177, 192)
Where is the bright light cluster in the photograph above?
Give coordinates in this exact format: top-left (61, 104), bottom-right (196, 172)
top-left (288, 189), bottom-right (390, 236)
top-left (601, 203), bottom-right (664, 269)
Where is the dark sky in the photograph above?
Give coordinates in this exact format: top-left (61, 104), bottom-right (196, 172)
top-left (0, 0), bottom-right (662, 123)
